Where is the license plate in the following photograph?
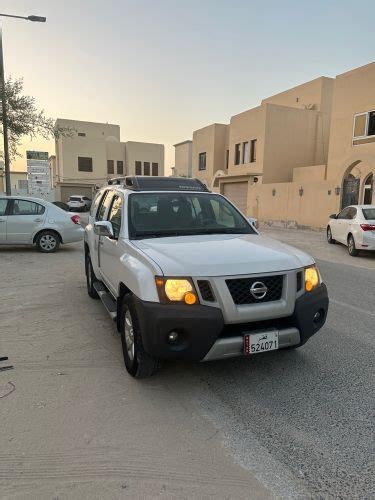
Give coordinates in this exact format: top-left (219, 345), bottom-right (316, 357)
top-left (244, 330), bottom-right (279, 355)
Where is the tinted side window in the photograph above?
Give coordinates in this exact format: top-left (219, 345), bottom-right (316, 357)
top-left (348, 207), bottom-right (357, 219)
top-left (338, 207), bottom-right (351, 219)
top-left (0, 199), bottom-right (8, 216)
top-left (90, 191), bottom-right (103, 217)
top-left (96, 191), bottom-right (113, 221)
top-left (107, 196), bottom-right (122, 239)
top-left (12, 200), bottom-right (45, 215)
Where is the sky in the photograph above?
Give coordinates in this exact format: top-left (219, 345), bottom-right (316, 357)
top-left (1, 0), bottom-right (374, 174)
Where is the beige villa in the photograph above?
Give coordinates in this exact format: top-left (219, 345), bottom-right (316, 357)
top-left (174, 62), bottom-right (375, 228)
top-left (53, 119), bottom-right (164, 202)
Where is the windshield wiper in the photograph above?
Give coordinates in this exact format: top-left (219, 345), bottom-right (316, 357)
top-left (134, 230), bottom-right (185, 239)
top-left (133, 228), bottom-right (251, 238)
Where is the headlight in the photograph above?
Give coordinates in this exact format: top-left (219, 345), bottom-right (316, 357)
top-left (304, 265), bottom-right (320, 292)
top-left (155, 277), bottom-right (199, 305)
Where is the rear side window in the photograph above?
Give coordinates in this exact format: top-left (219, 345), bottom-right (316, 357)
top-left (0, 199), bottom-right (8, 216)
top-left (12, 199), bottom-right (45, 215)
top-left (96, 191), bottom-right (113, 221)
top-left (362, 208), bottom-right (375, 220)
top-left (348, 207), bottom-right (357, 219)
top-left (337, 207), bottom-right (351, 219)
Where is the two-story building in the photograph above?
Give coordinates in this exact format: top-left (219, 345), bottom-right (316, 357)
top-left (175, 62), bottom-right (374, 228)
top-left (54, 119), bottom-right (164, 202)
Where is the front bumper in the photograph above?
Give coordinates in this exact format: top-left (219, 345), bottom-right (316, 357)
top-left (134, 283), bottom-right (329, 361)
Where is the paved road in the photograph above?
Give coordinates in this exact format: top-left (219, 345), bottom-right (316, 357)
top-left (0, 229), bottom-right (374, 498)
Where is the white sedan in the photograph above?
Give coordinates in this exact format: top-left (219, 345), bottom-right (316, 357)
top-left (0, 196), bottom-right (84, 253)
top-left (327, 205), bottom-right (375, 256)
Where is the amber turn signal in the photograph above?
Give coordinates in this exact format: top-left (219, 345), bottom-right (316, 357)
top-left (184, 291), bottom-right (197, 305)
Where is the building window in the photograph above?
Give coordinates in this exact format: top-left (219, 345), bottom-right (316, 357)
top-left (117, 161), bottom-right (124, 175)
top-left (78, 156), bottom-right (93, 172)
top-left (226, 149), bottom-right (229, 169)
top-left (250, 139), bottom-right (257, 163)
top-left (242, 142), bottom-right (249, 163)
top-left (135, 161), bottom-right (142, 175)
top-left (353, 111), bottom-right (375, 144)
top-left (143, 162), bottom-right (150, 176)
top-left (235, 144), bottom-right (241, 165)
top-left (78, 132), bottom-right (86, 137)
top-left (152, 162), bottom-right (158, 176)
top-left (107, 160), bottom-right (114, 174)
top-left (199, 152), bottom-right (206, 171)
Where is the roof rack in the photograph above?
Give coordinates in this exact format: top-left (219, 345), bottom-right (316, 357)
top-left (107, 176), bottom-right (210, 192)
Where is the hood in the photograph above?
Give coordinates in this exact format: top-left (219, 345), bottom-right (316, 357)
top-left (133, 233), bottom-right (314, 277)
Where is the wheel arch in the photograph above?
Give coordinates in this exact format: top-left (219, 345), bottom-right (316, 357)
top-left (33, 228), bottom-right (63, 244)
top-left (117, 282), bottom-right (132, 331)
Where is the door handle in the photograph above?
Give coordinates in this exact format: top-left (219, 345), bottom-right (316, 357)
top-left (99, 240), bottom-right (104, 246)
top-left (0, 219), bottom-right (5, 222)
top-left (34, 218), bottom-right (42, 222)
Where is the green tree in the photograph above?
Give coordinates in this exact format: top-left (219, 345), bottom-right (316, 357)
top-left (1, 76), bottom-right (74, 160)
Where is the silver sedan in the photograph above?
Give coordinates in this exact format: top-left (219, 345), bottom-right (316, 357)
top-left (0, 196), bottom-right (84, 252)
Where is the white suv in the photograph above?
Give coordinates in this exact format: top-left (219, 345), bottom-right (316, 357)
top-left (84, 177), bottom-right (329, 378)
top-left (67, 195), bottom-right (92, 212)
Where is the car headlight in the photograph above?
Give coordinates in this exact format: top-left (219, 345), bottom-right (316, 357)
top-left (155, 277), bottom-right (198, 305)
top-left (304, 265), bottom-right (320, 292)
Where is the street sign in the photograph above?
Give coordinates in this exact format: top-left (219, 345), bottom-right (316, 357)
top-left (27, 150), bottom-right (52, 200)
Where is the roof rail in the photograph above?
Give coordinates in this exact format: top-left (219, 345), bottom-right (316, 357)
top-left (107, 176), bottom-right (210, 192)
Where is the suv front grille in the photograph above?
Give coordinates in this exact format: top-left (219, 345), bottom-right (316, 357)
top-left (197, 280), bottom-right (215, 302)
top-left (226, 275), bottom-right (284, 305)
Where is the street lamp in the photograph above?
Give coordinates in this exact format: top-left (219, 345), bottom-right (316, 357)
top-left (0, 13), bottom-right (46, 195)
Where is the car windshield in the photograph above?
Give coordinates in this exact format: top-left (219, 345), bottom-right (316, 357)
top-left (128, 192), bottom-right (255, 239)
top-left (362, 208), bottom-right (375, 220)
top-left (69, 197), bottom-right (82, 202)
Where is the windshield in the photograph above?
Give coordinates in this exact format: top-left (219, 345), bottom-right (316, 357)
top-left (69, 197), bottom-right (82, 202)
top-left (128, 192), bottom-right (255, 239)
top-left (362, 208), bottom-right (375, 220)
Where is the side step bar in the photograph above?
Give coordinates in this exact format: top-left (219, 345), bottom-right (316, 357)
top-left (93, 282), bottom-right (117, 321)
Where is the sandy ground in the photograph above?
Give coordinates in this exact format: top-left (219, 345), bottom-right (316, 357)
top-left (0, 226), bottom-right (374, 499)
top-left (0, 243), bottom-right (269, 500)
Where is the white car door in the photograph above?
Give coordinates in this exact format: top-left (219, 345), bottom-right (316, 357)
top-left (6, 199), bottom-right (47, 244)
top-left (0, 199), bottom-right (9, 242)
top-left (334, 207), bottom-right (351, 243)
top-left (99, 194), bottom-right (124, 295)
top-left (92, 190), bottom-right (113, 272)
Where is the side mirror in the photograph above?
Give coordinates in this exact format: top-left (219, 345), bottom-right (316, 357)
top-left (329, 213), bottom-right (337, 219)
top-left (94, 221), bottom-right (114, 238)
top-left (248, 217), bottom-right (259, 229)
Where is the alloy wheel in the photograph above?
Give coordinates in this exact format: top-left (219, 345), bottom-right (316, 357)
top-left (39, 234), bottom-right (57, 251)
top-left (124, 310), bottom-right (135, 361)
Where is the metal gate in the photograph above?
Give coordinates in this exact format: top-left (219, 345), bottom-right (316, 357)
top-left (341, 177), bottom-right (360, 209)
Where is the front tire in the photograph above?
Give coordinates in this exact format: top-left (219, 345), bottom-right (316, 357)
top-left (327, 226), bottom-right (336, 244)
top-left (36, 231), bottom-right (60, 253)
top-left (120, 294), bottom-right (160, 378)
top-left (348, 234), bottom-right (358, 257)
top-left (85, 254), bottom-right (99, 298)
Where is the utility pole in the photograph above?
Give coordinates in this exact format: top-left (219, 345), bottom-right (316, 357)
top-left (0, 28), bottom-right (11, 195)
top-left (0, 13), bottom-right (46, 195)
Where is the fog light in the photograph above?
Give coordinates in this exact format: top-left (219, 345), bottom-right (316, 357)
top-left (313, 309), bottom-right (324, 324)
top-left (167, 331), bottom-right (179, 343)
top-left (313, 312), bottom-right (321, 322)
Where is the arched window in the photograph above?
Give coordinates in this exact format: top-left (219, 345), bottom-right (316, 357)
top-left (364, 173), bottom-right (373, 205)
